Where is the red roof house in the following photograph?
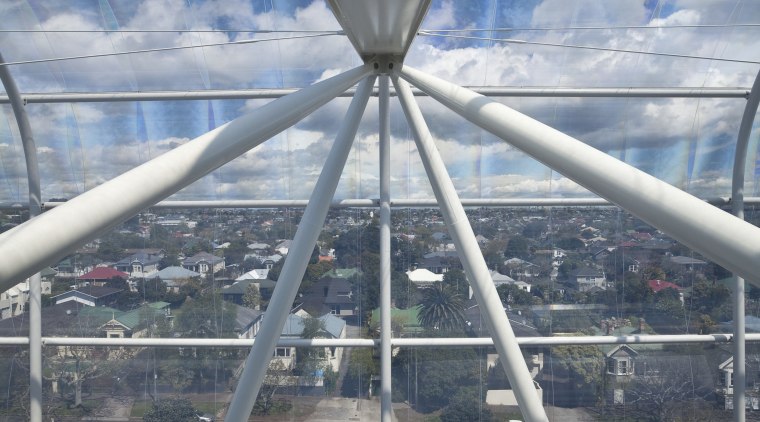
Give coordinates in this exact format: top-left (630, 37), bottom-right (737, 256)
top-left (78, 267), bottom-right (129, 283)
top-left (647, 279), bottom-right (681, 293)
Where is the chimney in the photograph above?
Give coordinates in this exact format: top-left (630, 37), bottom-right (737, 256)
top-left (639, 317), bottom-right (645, 332)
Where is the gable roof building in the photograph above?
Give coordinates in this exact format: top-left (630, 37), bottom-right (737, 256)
top-left (77, 267), bottom-right (129, 285)
top-left (182, 251), bottom-right (225, 275)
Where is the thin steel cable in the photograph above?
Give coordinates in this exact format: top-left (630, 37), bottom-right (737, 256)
top-left (418, 31), bottom-right (760, 65)
top-left (0, 33), bottom-right (342, 67)
top-left (0, 29), bottom-right (343, 33)
top-left (420, 23), bottom-right (760, 32)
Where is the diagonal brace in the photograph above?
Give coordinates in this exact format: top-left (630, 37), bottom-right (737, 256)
top-left (392, 74), bottom-right (548, 422)
top-left (225, 75), bottom-right (377, 421)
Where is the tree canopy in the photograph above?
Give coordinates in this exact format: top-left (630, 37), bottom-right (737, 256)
top-left (417, 283), bottom-right (466, 332)
top-left (143, 397), bottom-right (197, 422)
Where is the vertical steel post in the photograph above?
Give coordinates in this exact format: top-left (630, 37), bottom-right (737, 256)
top-left (225, 75), bottom-right (376, 421)
top-left (392, 75), bottom-right (549, 422)
top-left (378, 74), bottom-right (393, 421)
top-left (0, 52), bottom-right (42, 422)
top-left (730, 67), bottom-right (760, 422)
top-left (398, 65), bottom-right (760, 286)
top-left (0, 64), bottom-right (373, 287)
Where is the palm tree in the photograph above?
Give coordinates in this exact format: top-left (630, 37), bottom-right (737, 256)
top-left (417, 282), bottom-right (466, 332)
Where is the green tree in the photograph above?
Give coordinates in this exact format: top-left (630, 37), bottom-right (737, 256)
top-left (143, 397), bottom-right (196, 422)
top-left (254, 359), bottom-right (294, 415)
top-left (440, 387), bottom-right (493, 422)
top-left (642, 266), bottom-right (666, 281)
top-left (442, 268), bottom-right (468, 297)
top-left (691, 280), bottom-right (730, 317)
top-left (522, 221), bottom-right (547, 239)
top-left (551, 342), bottom-right (604, 407)
top-left (96, 238), bottom-right (124, 261)
top-left (504, 235), bottom-right (529, 259)
top-left (391, 347), bottom-right (481, 412)
top-left (295, 317), bottom-right (328, 385)
top-left (556, 237), bottom-right (585, 251)
top-left (417, 283), bottom-right (466, 332)
top-left (391, 271), bottom-right (417, 309)
top-left (175, 295), bottom-right (236, 338)
top-left (243, 284), bottom-right (260, 309)
top-left (341, 348), bottom-right (378, 397)
top-left (496, 284), bottom-right (534, 306)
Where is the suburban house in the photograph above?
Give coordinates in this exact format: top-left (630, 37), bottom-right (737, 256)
top-left (257, 254), bottom-right (283, 270)
top-left (272, 312), bottom-right (347, 376)
top-left (100, 302), bottom-right (172, 339)
top-left (77, 267), bottom-right (129, 286)
top-left (569, 267), bottom-right (607, 292)
top-left (605, 345), bottom-right (638, 405)
top-left (54, 256), bottom-right (96, 278)
top-left (52, 286), bottom-right (123, 307)
top-left (231, 304), bottom-right (263, 340)
top-left (717, 355), bottom-right (760, 410)
top-left (182, 251), bottom-right (225, 275)
top-left (300, 276), bottom-right (357, 319)
top-left (221, 278), bottom-right (276, 307)
top-left (146, 266), bottom-right (201, 292)
top-left (0, 300), bottom-right (171, 341)
top-left (503, 257), bottom-right (540, 280)
top-left (246, 242), bottom-right (270, 256)
top-left (647, 279), bottom-right (685, 304)
top-left (406, 268), bottom-right (443, 288)
top-left (275, 240), bottom-right (292, 255)
top-left (418, 250), bottom-right (460, 274)
top-left (0, 280), bottom-right (31, 319)
top-left (236, 268), bottom-right (269, 281)
top-left (369, 306), bottom-right (423, 337)
top-left (114, 250), bottom-right (164, 277)
top-left (598, 345), bottom-right (714, 407)
top-left (491, 269), bottom-right (531, 292)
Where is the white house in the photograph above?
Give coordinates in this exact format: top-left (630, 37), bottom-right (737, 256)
top-left (406, 268), bottom-right (443, 287)
top-left (570, 268), bottom-right (607, 292)
top-left (182, 252), bottom-right (225, 275)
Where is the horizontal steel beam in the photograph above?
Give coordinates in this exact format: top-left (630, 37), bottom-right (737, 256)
top-left (0, 196), bottom-right (754, 211)
top-left (0, 87), bottom-right (749, 104)
top-left (0, 333), bottom-right (754, 347)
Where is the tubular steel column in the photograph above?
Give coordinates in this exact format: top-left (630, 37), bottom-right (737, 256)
top-left (225, 75), bottom-right (376, 421)
top-left (730, 67), bottom-right (760, 422)
top-left (399, 65), bottom-right (760, 286)
top-left (0, 64), bottom-right (373, 288)
top-left (0, 52), bottom-right (42, 422)
top-left (378, 74), bottom-right (393, 422)
top-left (392, 75), bottom-right (548, 422)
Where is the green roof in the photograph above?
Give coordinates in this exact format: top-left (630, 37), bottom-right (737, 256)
top-left (370, 306), bottom-right (423, 333)
top-left (79, 306), bottom-right (121, 327)
top-left (116, 304), bottom-right (168, 330)
top-left (147, 301), bottom-right (171, 310)
top-left (323, 268), bottom-right (362, 279)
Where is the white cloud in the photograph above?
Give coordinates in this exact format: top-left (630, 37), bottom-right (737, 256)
top-left (2, 0), bottom-right (759, 201)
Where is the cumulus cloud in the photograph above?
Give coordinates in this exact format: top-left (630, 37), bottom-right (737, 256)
top-left (1, 0), bottom-right (759, 201)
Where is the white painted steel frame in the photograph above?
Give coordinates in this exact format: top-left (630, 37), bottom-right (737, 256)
top-left (730, 67), bottom-right (760, 422)
top-left (225, 75), bottom-right (376, 421)
top-left (393, 76), bottom-right (549, 422)
top-left (0, 63), bottom-right (373, 288)
top-left (1, 333), bottom-right (759, 347)
top-left (398, 65), bottom-right (760, 287)
top-left (0, 52), bottom-right (43, 422)
top-left (378, 75), bottom-right (393, 422)
top-left (0, 86), bottom-right (748, 104)
top-left (25, 196), bottom-right (759, 210)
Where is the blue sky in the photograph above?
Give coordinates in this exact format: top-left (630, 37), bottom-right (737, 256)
top-left (1, 0), bottom-right (760, 201)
